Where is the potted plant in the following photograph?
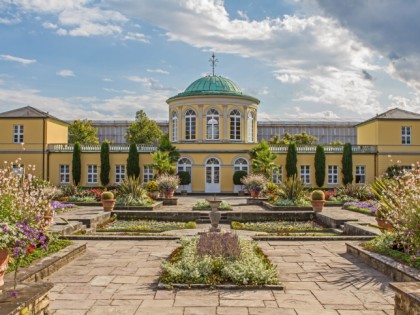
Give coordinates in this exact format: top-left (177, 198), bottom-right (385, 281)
top-left (177, 171), bottom-right (191, 196)
top-left (156, 174), bottom-right (179, 199)
top-left (241, 174), bottom-right (267, 198)
top-left (311, 190), bottom-right (325, 212)
top-left (233, 170), bottom-right (247, 196)
top-left (145, 180), bottom-right (159, 199)
top-left (101, 191), bottom-right (115, 212)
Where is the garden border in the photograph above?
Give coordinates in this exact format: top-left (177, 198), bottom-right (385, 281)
top-left (253, 235), bottom-right (375, 241)
top-left (262, 202), bottom-right (313, 211)
top-left (157, 282), bottom-right (284, 290)
top-left (346, 243), bottom-right (420, 282)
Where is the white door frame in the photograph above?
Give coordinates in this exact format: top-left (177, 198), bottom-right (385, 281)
top-left (177, 158), bottom-right (192, 192)
top-left (205, 158), bottom-right (221, 193)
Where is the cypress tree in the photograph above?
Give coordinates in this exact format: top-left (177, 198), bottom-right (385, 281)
top-left (342, 143), bottom-right (353, 185)
top-left (285, 142), bottom-right (298, 178)
top-left (127, 143), bottom-right (140, 178)
top-left (100, 141), bottom-right (110, 186)
top-left (72, 142), bottom-right (81, 186)
top-left (314, 144), bottom-right (326, 187)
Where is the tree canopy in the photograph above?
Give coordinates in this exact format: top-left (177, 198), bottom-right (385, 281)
top-left (285, 142), bottom-right (298, 178)
top-left (69, 119), bottom-right (99, 145)
top-left (127, 143), bottom-right (140, 179)
top-left (158, 134), bottom-right (180, 164)
top-left (342, 143), bottom-right (353, 185)
top-left (314, 145), bottom-right (326, 187)
top-left (151, 150), bottom-right (174, 175)
top-left (100, 141), bottom-right (110, 186)
top-left (249, 140), bottom-right (277, 179)
top-left (125, 110), bottom-right (163, 145)
top-left (268, 131), bottom-right (318, 145)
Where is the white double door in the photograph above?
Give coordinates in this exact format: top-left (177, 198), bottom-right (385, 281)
top-left (205, 158), bottom-right (220, 193)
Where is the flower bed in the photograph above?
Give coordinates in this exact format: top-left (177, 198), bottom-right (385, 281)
top-left (192, 200), bottom-right (233, 211)
top-left (160, 233), bottom-right (279, 286)
top-left (50, 201), bottom-right (77, 214)
top-left (231, 221), bottom-right (326, 233)
top-left (97, 218), bottom-right (196, 233)
top-left (272, 199), bottom-right (310, 207)
top-left (343, 201), bottom-right (378, 216)
top-left (361, 233), bottom-right (420, 270)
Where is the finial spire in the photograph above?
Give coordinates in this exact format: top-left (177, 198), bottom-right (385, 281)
top-left (209, 53), bottom-right (218, 76)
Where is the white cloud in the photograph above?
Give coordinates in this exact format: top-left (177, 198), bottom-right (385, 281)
top-left (102, 78), bottom-right (113, 82)
top-left (147, 68), bottom-right (169, 75)
top-left (103, 88), bottom-right (136, 94)
top-left (274, 70), bottom-right (302, 83)
top-left (42, 21), bottom-right (58, 29)
top-left (123, 32), bottom-right (149, 43)
top-left (128, 75), bottom-right (172, 91)
top-left (388, 93), bottom-right (420, 114)
top-left (284, 107), bottom-right (340, 119)
top-left (0, 54), bottom-right (36, 65)
top-left (0, 16), bottom-right (21, 25)
top-left (56, 69), bottom-right (75, 77)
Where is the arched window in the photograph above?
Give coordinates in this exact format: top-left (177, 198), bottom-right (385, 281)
top-left (171, 111), bottom-right (178, 142)
top-left (247, 112), bottom-right (254, 142)
top-left (177, 157), bottom-right (192, 174)
top-left (185, 109), bottom-right (196, 140)
top-left (230, 109), bottom-right (241, 140)
top-left (234, 158), bottom-right (248, 173)
top-left (206, 109), bottom-right (220, 140)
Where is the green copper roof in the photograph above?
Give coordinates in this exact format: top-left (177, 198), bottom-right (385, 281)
top-left (167, 75), bottom-right (260, 103)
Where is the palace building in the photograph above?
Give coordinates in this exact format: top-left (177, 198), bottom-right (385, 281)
top-left (0, 73), bottom-right (419, 193)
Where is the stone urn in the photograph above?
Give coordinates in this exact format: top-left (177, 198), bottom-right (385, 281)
top-left (0, 248), bottom-right (9, 288)
top-left (207, 196), bottom-right (222, 232)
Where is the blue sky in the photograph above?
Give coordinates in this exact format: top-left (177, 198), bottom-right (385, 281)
top-left (0, 0), bottom-right (419, 120)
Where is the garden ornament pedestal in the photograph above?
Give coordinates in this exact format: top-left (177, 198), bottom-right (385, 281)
top-left (207, 196), bottom-right (222, 232)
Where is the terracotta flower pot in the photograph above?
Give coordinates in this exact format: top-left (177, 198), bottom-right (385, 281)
top-left (0, 248), bottom-right (9, 287)
top-left (102, 199), bottom-right (116, 212)
top-left (250, 190), bottom-right (260, 199)
top-left (164, 190), bottom-right (175, 199)
top-left (311, 200), bottom-right (325, 212)
top-left (376, 218), bottom-right (393, 231)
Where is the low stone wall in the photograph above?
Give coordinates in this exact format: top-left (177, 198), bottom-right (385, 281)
top-left (262, 202), bottom-right (313, 211)
top-left (156, 198), bottom-right (178, 205)
top-left (390, 282), bottom-right (420, 315)
top-left (343, 222), bottom-right (380, 236)
top-left (316, 212), bottom-right (357, 228)
top-left (246, 198), bottom-right (268, 205)
top-left (113, 201), bottom-right (163, 211)
top-left (0, 283), bottom-right (53, 315)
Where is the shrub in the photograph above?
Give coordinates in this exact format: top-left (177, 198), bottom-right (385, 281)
top-left (100, 141), bottom-right (110, 186)
top-left (101, 191), bottom-right (114, 200)
top-left (385, 164), bottom-right (405, 178)
top-left (342, 143), bottom-right (353, 185)
top-left (145, 180), bottom-right (158, 192)
top-left (241, 174), bottom-right (267, 193)
top-left (278, 176), bottom-right (306, 201)
top-left (311, 190), bottom-right (324, 200)
top-left (337, 183), bottom-right (374, 201)
top-left (127, 143), bottom-right (140, 178)
top-left (117, 176), bottom-right (147, 205)
top-left (177, 171), bottom-right (191, 187)
top-left (265, 182), bottom-right (279, 196)
top-left (314, 145), bottom-right (325, 187)
top-left (285, 142), bottom-right (297, 178)
top-left (72, 142), bottom-right (81, 186)
top-left (156, 174), bottom-right (179, 193)
top-left (197, 232), bottom-right (241, 259)
top-left (233, 170), bottom-right (247, 186)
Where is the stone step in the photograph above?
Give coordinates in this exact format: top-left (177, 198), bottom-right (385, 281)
top-left (50, 221), bottom-right (83, 235)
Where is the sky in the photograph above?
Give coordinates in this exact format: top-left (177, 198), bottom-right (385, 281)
top-left (0, 0), bottom-right (420, 121)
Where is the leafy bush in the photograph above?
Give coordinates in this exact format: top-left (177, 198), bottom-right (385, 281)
top-left (98, 219), bottom-right (196, 232)
top-left (156, 174), bottom-right (179, 193)
top-left (145, 180), bottom-right (158, 192)
top-left (177, 171), bottom-right (191, 187)
top-left (337, 183), bottom-right (374, 201)
top-left (273, 198), bottom-right (310, 206)
top-left (197, 232), bottom-right (241, 259)
top-left (278, 176), bottom-right (306, 201)
top-left (264, 182), bottom-right (279, 196)
top-left (311, 190), bottom-right (324, 200)
top-left (385, 164), bottom-right (405, 179)
top-left (314, 145), bottom-right (325, 187)
top-left (101, 191), bottom-right (114, 200)
top-left (233, 170), bottom-right (247, 186)
top-left (285, 142), bottom-right (297, 178)
top-left (231, 221), bottom-right (323, 233)
top-left (371, 163), bottom-right (420, 258)
top-left (241, 174), bottom-right (267, 193)
top-left (342, 143), bottom-right (353, 185)
top-left (193, 200), bottom-right (232, 210)
top-left (117, 176), bottom-right (148, 205)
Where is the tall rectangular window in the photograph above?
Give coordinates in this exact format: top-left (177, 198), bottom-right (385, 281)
top-left (13, 125), bottom-right (24, 143)
top-left (300, 165), bottom-right (310, 184)
top-left (355, 166), bottom-right (366, 184)
top-left (402, 126), bottom-right (411, 144)
top-left (115, 165), bottom-right (125, 183)
top-left (230, 110), bottom-right (241, 140)
top-left (143, 165), bottom-right (154, 183)
top-left (328, 165), bottom-right (338, 185)
top-left (59, 164), bottom-right (70, 184)
top-left (87, 165), bottom-right (98, 184)
top-left (272, 166), bottom-right (282, 184)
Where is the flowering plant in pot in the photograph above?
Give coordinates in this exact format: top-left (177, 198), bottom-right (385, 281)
top-left (241, 174), bottom-right (267, 198)
top-left (0, 160), bottom-right (53, 294)
top-left (101, 191), bottom-right (115, 212)
top-left (310, 190), bottom-right (325, 212)
top-left (156, 174), bottom-right (179, 198)
top-left (145, 180), bottom-right (159, 199)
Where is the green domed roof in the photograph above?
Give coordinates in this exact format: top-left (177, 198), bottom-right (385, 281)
top-left (167, 75), bottom-right (260, 103)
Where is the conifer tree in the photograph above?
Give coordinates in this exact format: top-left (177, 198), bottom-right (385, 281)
top-left (286, 142), bottom-right (298, 178)
top-left (100, 141), bottom-right (110, 186)
top-left (314, 144), bottom-right (326, 187)
top-left (72, 142), bottom-right (81, 186)
top-left (342, 143), bottom-right (353, 185)
top-left (127, 143), bottom-right (140, 178)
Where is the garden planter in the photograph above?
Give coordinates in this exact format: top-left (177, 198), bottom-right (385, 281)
top-left (102, 199), bottom-right (116, 212)
top-left (238, 190), bottom-right (245, 196)
top-left (376, 218), bottom-right (393, 231)
top-left (207, 198), bottom-right (222, 232)
top-left (311, 200), bottom-right (325, 212)
top-left (0, 248), bottom-right (9, 287)
top-left (181, 190), bottom-right (188, 196)
top-left (164, 190), bottom-right (175, 199)
top-left (250, 190), bottom-right (260, 199)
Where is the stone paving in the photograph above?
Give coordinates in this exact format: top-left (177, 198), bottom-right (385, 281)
top-left (45, 239), bottom-right (395, 315)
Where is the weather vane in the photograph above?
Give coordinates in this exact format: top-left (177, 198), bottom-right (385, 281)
top-left (209, 53), bottom-right (218, 76)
